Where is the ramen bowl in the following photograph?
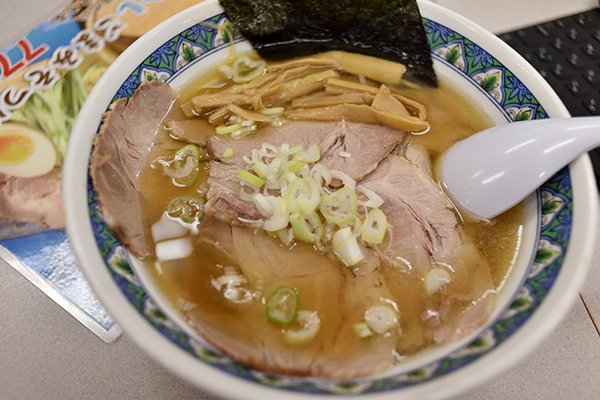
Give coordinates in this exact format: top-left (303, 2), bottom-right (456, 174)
top-left (63, 0), bottom-right (598, 398)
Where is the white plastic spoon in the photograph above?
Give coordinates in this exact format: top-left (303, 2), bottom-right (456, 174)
top-left (440, 116), bottom-right (600, 220)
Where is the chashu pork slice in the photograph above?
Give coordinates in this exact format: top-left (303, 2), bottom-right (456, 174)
top-left (187, 217), bottom-right (398, 380)
top-left (90, 81), bottom-right (176, 259)
top-left (205, 120), bottom-right (406, 224)
top-left (361, 154), bottom-right (461, 269)
top-left (361, 153), bottom-right (495, 350)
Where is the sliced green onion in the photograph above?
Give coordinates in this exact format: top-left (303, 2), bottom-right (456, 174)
top-left (211, 274), bottom-right (247, 291)
top-left (162, 155), bottom-right (195, 179)
top-left (285, 178), bottom-right (320, 215)
top-left (218, 64), bottom-right (233, 79)
top-left (162, 144), bottom-right (201, 187)
top-left (284, 159), bottom-right (306, 173)
top-left (319, 187), bottom-right (358, 226)
top-left (283, 178), bottom-right (305, 209)
top-left (222, 147), bottom-right (235, 159)
top-left (353, 322), bottom-right (373, 339)
top-left (236, 170), bottom-right (265, 188)
top-left (357, 186), bottom-right (384, 208)
top-left (216, 123), bottom-right (242, 135)
top-left (232, 142), bottom-right (387, 267)
top-left (295, 144), bottom-right (320, 163)
top-left (266, 285), bottom-right (298, 327)
top-left (361, 208), bottom-right (387, 244)
top-left (232, 56), bottom-right (266, 83)
top-left (276, 227), bottom-right (294, 246)
top-left (290, 212), bottom-right (324, 243)
top-left (251, 161), bottom-right (268, 179)
top-left (288, 145), bottom-right (303, 155)
top-left (310, 164), bottom-right (332, 188)
top-left (176, 143), bottom-right (202, 162)
top-left (332, 227), bottom-right (364, 266)
top-left (364, 306), bottom-right (398, 334)
top-left (212, 269), bottom-right (253, 304)
top-left (223, 286), bottom-right (253, 304)
top-left (260, 106), bottom-right (285, 116)
top-left (298, 186), bottom-right (320, 215)
top-left (165, 196), bottom-right (204, 224)
top-left (284, 310), bottom-right (321, 344)
top-left (329, 170), bottom-right (356, 189)
top-left (252, 193), bottom-right (274, 217)
top-left (263, 197), bottom-right (289, 231)
top-left (231, 125), bottom-right (256, 140)
top-left (285, 171), bottom-right (298, 183)
top-left (425, 268), bottom-right (452, 295)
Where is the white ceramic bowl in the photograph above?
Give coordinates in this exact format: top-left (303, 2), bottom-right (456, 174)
top-left (63, 1), bottom-right (598, 398)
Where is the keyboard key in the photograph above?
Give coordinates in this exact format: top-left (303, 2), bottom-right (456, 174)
top-left (566, 27), bottom-right (583, 42)
top-left (565, 95), bottom-right (592, 116)
top-left (535, 25), bottom-right (551, 37)
top-left (583, 96), bottom-right (600, 115)
top-left (573, 11), bottom-right (596, 28)
top-left (566, 51), bottom-right (592, 68)
top-left (566, 77), bottom-right (592, 96)
top-left (550, 62), bottom-right (568, 80)
top-left (535, 46), bottom-right (555, 62)
top-left (583, 68), bottom-right (599, 85)
top-left (582, 42), bottom-right (600, 59)
top-left (552, 37), bottom-right (566, 51)
top-left (498, 8), bottom-right (600, 119)
top-left (555, 19), bottom-right (568, 29)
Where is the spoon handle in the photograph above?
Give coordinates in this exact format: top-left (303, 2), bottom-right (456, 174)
top-left (441, 116), bottom-right (600, 220)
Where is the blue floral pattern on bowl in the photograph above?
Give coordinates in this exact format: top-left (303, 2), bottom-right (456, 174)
top-left (86, 14), bottom-right (572, 395)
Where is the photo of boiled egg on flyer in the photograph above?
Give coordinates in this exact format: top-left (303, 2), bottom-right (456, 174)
top-left (0, 0), bottom-right (201, 342)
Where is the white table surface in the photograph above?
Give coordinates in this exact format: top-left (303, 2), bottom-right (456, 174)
top-left (1, 0), bottom-right (599, 399)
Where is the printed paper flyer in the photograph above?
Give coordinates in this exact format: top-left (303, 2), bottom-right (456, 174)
top-left (0, 0), bottom-right (201, 342)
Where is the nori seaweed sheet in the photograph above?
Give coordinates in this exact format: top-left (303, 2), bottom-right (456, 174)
top-left (219, 0), bottom-right (437, 87)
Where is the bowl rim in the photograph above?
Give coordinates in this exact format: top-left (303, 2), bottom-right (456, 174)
top-left (63, 0), bottom-right (598, 399)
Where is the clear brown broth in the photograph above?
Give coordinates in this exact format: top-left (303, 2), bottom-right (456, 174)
top-left (138, 65), bottom-right (524, 372)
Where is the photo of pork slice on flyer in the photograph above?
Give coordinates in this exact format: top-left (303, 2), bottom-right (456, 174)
top-left (0, 47), bottom-right (111, 240)
top-left (0, 0), bottom-right (203, 342)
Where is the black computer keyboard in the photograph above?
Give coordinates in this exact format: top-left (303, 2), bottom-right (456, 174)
top-left (498, 8), bottom-right (600, 188)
